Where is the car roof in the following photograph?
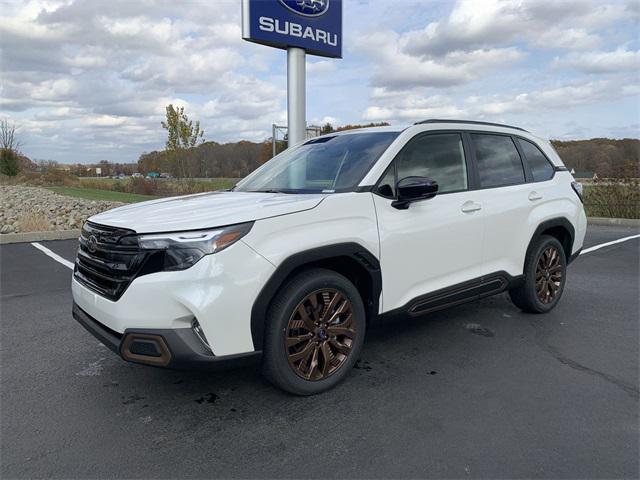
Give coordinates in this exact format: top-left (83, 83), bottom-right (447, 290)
top-left (327, 125), bottom-right (407, 135)
top-left (414, 118), bottom-right (527, 131)
top-left (328, 119), bottom-right (535, 136)
top-left (316, 120), bottom-right (554, 158)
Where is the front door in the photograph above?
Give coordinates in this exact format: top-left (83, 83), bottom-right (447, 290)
top-left (373, 132), bottom-right (485, 313)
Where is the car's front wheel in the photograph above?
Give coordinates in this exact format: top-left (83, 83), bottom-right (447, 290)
top-left (262, 268), bottom-right (365, 395)
top-left (509, 235), bottom-right (567, 313)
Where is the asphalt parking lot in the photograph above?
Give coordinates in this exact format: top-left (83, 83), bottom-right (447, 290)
top-left (1, 224), bottom-right (638, 479)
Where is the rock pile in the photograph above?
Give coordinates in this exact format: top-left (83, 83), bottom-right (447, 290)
top-left (0, 185), bottom-right (123, 234)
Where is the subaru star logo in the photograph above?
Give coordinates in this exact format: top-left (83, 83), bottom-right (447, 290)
top-left (87, 235), bottom-right (98, 253)
top-left (278, 0), bottom-right (329, 17)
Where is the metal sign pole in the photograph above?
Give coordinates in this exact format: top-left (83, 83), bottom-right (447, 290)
top-left (272, 123), bottom-right (277, 158)
top-left (287, 47), bottom-right (306, 147)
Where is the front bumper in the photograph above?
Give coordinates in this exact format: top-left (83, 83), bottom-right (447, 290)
top-left (72, 240), bottom-right (275, 357)
top-left (73, 303), bottom-right (261, 370)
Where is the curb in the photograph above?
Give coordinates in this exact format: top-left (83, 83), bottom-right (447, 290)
top-left (0, 229), bottom-right (80, 245)
top-left (587, 217), bottom-right (640, 228)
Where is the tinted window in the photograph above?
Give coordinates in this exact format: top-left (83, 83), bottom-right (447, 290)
top-left (376, 162), bottom-right (396, 198)
top-left (395, 133), bottom-right (468, 193)
top-left (519, 138), bottom-right (554, 182)
top-left (472, 134), bottom-right (525, 188)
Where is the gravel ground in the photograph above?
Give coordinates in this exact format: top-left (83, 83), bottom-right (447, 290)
top-left (0, 185), bottom-right (122, 234)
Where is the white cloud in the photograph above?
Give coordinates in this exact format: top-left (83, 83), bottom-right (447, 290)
top-left (87, 115), bottom-right (128, 127)
top-left (310, 116), bottom-right (339, 126)
top-left (353, 29), bottom-right (523, 90)
top-left (362, 78), bottom-right (640, 124)
top-left (398, 0), bottom-right (623, 56)
top-left (530, 28), bottom-right (601, 50)
top-left (0, 0), bottom-right (285, 161)
top-left (553, 47), bottom-right (640, 73)
top-left (351, 0), bottom-right (630, 93)
top-left (0, 0), bottom-right (637, 163)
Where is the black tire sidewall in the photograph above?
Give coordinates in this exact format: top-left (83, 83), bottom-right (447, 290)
top-left (263, 269), bottom-right (366, 395)
top-left (525, 235), bottom-right (567, 313)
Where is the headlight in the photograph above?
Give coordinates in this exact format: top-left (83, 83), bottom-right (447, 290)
top-left (138, 222), bottom-right (253, 271)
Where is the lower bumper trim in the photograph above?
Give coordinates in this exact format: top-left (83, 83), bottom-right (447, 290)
top-left (72, 303), bottom-right (262, 370)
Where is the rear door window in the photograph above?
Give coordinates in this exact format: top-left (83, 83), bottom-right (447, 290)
top-left (518, 138), bottom-right (555, 182)
top-left (472, 134), bottom-right (525, 188)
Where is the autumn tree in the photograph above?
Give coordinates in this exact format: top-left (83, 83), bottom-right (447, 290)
top-left (0, 119), bottom-right (21, 176)
top-left (321, 122), bottom-right (335, 135)
top-left (161, 104), bottom-right (205, 178)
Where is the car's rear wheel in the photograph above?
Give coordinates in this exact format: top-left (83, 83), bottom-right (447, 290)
top-left (262, 268), bottom-right (365, 395)
top-left (509, 235), bottom-right (567, 313)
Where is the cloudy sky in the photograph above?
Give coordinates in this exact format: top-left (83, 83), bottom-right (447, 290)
top-left (1, 0), bottom-right (639, 164)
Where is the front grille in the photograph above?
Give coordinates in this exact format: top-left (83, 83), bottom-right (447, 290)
top-left (74, 222), bottom-right (148, 301)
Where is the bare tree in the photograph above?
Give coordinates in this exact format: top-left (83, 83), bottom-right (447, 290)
top-left (0, 119), bottom-right (21, 176)
top-left (0, 119), bottom-right (21, 152)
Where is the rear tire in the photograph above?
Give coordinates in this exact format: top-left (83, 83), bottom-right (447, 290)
top-left (509, 235), bottom-right (567, 313)
top-left (262, 268), bottom-right (366, 395)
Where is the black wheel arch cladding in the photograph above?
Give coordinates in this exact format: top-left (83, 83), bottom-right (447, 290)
top-left (250, 242), bottom-right (381, 351)
top-left (526, 217), bottom-right (575, 267)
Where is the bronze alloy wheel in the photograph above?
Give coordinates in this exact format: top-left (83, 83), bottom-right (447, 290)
top-left (535, 246), bottom-right (564, 304)
top-left (285, 288), bottom-right (356, 381)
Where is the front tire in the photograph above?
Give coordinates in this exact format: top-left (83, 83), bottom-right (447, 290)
top-left (509, 235), bottom-right (567, 313)
top-left (262, 268), bottom-right (366, 395)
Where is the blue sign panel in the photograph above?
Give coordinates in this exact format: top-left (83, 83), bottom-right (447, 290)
top-left (242, 0), bottom-right (342, 58)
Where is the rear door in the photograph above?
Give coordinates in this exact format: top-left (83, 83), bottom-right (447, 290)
top-left (373, 131), bottom-right (485, 313)
top-left (467, 132), bottom-right (532, 276)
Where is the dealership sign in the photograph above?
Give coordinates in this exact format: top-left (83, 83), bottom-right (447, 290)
top-left (242, 0), bottom-right (342, 58)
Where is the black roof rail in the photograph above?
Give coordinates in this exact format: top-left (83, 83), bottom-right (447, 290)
top-left (414, 119), bottom-right (528, 132)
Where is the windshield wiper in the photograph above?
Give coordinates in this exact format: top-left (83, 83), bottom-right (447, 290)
top-left (248, 189), bottom-right (293, 194)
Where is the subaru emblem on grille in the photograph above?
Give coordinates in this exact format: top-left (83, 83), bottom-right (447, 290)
top-left (87, 235), bottom-right (98, 253)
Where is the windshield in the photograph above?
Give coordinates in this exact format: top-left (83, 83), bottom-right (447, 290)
top-left (235, 132), bottom-right (399, 193)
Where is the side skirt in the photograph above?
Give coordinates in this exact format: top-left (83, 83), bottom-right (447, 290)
top-left (379, 271), bottom-right (523, 321)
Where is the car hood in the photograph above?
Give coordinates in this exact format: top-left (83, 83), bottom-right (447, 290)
top-left (89, 191), bottom-right (327, 233)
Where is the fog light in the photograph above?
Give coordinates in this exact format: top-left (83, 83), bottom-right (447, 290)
top-left (191, 318), bottom-right (211, 351)
top-left (121, 333), bottom-right (171, 367)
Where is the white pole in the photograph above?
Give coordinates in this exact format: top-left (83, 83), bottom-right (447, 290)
top-left (287, 47), bottom-right (306, 147)
top-left (272, 123), bottom-right (276, 158)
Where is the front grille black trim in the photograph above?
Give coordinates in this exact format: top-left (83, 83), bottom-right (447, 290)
top-left (74, 221), bottom-right (147, 301)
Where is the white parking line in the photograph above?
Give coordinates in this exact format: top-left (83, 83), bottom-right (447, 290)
top-left (580, 234), bottom-right (640, 255)
top-left (30, 242), bottom-right (74, 270)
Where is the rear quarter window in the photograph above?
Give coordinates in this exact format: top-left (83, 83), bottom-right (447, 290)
top-left (518, 138), bottom-right (555, 182)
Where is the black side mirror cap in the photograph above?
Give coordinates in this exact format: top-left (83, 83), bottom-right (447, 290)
top-left (392, 176), bottom-right (438, 209)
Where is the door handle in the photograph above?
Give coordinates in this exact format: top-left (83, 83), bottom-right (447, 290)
top-left (528, 191), bottom-right (543, 201)
top-left (461, 201), bottom-right (482, 213)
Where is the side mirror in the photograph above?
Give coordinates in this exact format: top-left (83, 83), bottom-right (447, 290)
top-left (392, 176), bottom-right (438, 210)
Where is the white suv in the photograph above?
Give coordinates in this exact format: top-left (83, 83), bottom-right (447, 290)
top-left (72, 119), bottom-right (587, 395)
